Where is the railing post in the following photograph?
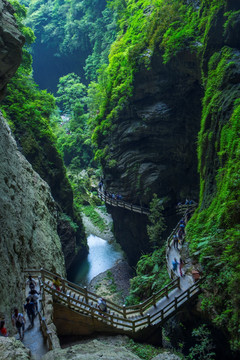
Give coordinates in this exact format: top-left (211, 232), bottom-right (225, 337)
top-left (153, 293), bottom-right (157, 308)
top-left (165, 287), bottom-right (169, 299)
top-left (161, 309), bottom-right (164, 322)
top-left (123, 305), bottom-right (126, 318)
top-left (147, 313), bottom-right (151, 326)
top-left (131, 203), bottom-right (133, 211)
top-left (67, 294), bottom-right (71, 308)
top-left (61, 278), bottom-right (66, 293)
top-left (84, 286), bottom-right (88, 304)
top-left (111, 314), bottom-right (113, 327)
top-left (177, 277), bottom-right (181, 289)
top-left (140, 303), bottom-right (143, 316)
top-left (187, 288), bottom-right (190, 300)
top-left (40, 268), bottom-right (45, 283)
top-left (174, 297), bottom-right (178, 310)
top-left (132, 320), bottom-right (135, 333)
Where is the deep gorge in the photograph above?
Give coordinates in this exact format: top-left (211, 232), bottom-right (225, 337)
top-left (0, 0), bottom-right (240, 358)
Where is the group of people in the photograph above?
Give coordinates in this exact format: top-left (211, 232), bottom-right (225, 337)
top-left (98, 179), bottom-right (123, 201)
top-left (10, 275), bottom-right (40, 341)
top-left (105, 192), bottom-right (123, 201)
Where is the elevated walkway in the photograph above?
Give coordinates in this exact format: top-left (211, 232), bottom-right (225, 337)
top-left (98, 190), bottom-right (149, 215)
top-left (25, 270), bottom-right (202, 342)
top-left (24, 205), bottom-right (202, 346)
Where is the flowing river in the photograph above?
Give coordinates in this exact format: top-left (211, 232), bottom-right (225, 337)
top-left (71, 234), bottom-right (124, 286)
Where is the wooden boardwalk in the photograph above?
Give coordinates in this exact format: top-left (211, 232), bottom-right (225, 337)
top-left (25, 265), bottom-right (202, 340)
top-left (24, 206), bottom-right (202, 344)
top-left (98, 190), bottom-right (149, 215)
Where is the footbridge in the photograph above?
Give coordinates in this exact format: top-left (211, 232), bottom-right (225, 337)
top-left (25, 267), bottom-right (202, 343)
top-left (98, 190), bottom-right (149, 215)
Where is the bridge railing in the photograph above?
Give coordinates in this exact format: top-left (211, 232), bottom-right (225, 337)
top-left (25, 269), bottom-right (180, 319)
top-left (24, 269), bottom-right (203, 333)
top-left (98, 190), bottom-right (149, 215)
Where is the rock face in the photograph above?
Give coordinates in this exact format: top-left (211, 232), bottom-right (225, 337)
top-left (0, 337), bottom-right (31, 360)
top-left (42, 339), bottom-right (142, 360)
top-left (0, 113), bottom-right (65, 327)
top-left (103, 50), bottom-right (202, 264)
top-left (0, 0), bottom-right (24, 100)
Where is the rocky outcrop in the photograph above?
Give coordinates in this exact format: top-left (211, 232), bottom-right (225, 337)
top-left (0, 0), bottom-right (24, 100)
top-left (42, 339), bottom-right (142, 360)
top-left (0, 337), bottom-right (31, 360)
top-left (103, 50), bottom-right (202, 264)
top-left (0, 113), bottom-right (65, 328)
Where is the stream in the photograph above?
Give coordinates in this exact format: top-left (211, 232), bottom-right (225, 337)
top-left (71, 234), bottom-right (124, 286)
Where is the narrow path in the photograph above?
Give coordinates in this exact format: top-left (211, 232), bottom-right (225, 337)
top-left (22, 284), bottom-right (48, 360)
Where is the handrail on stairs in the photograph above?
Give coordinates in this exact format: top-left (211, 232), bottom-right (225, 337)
top-left (24, 268), bottom-right (203, 333)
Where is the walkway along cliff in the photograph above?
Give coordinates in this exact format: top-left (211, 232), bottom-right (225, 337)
top-left (25, 212), bottom-right (203, 347)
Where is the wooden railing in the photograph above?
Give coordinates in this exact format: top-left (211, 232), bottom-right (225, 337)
top-left (24, 268), bottom-right (203, 334)
top-left (176, 203), bottom-right (197, 215)
top-left (98, 190), bottom-right (149, 215)
top-left (36, 275), bottom-right (55, 351)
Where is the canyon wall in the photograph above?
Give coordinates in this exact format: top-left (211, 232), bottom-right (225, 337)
top-left (0, 0), bottom-right (24, 100)
top-left (0, 0), bottom-right (66, 328)
top-left (103, 50), bottom-right (202, 264)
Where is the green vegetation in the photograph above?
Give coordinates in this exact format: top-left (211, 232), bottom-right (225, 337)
top-left (1, 0), bottom-right (87, 250)
top-left (20, 0), bottom-right (117, 82)
top-left (126, 247), bottom-right (169, 305)
top-left (188, 47), bottom-right (240, 350)
top-left (105, 270), bottom-right (117, 294)
top-left (81, 205), bottom-right (107, 232)
top-left (126, 338), bottom-right (163, 360)
top-left (187, 325), bottom-right (215, 360)
top-left (51, 73), bottom-right (93, 171)
top-left (147, 194), bottom-right (166, 248)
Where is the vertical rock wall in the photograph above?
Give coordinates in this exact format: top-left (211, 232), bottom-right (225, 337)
top-left (103, 51), bottom-right (202, 264)
top-left (0, 0), bottom-right (65, 329)
top-left (0, 113), bottom-right (66, 326)
top-left (0, 0), bottom-right (24, 100)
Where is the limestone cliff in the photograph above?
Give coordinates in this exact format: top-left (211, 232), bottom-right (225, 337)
top-left (0, 0), bottom-right (24, 100)
top-left (0, 113), bottom-right (65, 325)
top-left (102, 48), bottom-right (201, 264)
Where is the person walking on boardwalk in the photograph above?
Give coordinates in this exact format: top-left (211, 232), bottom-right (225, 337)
top-left (173, 234), bottom-right (179, 250)
top-left (98, 297), bottom-right (107, 316)
top-left (172, 258), bottom-right (179, 276)
top-left (26, 275), bottom-right (36, 290)
top-left (12, 308), bottom-right (25, 340)
top-left (24, 297), bottom-right (35, 328)
top-left (179, 258), bottom-right (185, 277)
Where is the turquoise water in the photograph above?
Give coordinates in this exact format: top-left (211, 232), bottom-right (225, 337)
top-left (72, 234), bottom-right (124, 286)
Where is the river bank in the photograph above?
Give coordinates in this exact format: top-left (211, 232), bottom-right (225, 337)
top-left (81, 205), bottom-right (133, 303)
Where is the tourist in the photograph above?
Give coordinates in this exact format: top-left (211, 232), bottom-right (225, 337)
top-left (172, 258), bottom-right (179, 275)
top-left (26, 275), bottom-right (36, 290)
top-left (52, 276), bottom-right (61, 292)
top-left (12, 308), bottom-right (25, 340)
top-left (0, 320), bottom-right (8, 337)
top-left (24, 297), bottom-right (35, 328)
top-left (98, 297), bottom-right (107, 316)
top-left (173, 234), bottom-right (179, 250)
top-left (179, 258), bottom-right (185, 277)
top-left (28, 288), bottom-right (40, 313)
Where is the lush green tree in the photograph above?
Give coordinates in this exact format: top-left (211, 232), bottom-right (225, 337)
top-left (56, 73), bottom-right (87, 113)
top-left (52, 73), bottom-right (93, 170)
top-left (147, 194), bottom-right (167, 248)
top-left (187, 325), bottom-right (215, 360)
